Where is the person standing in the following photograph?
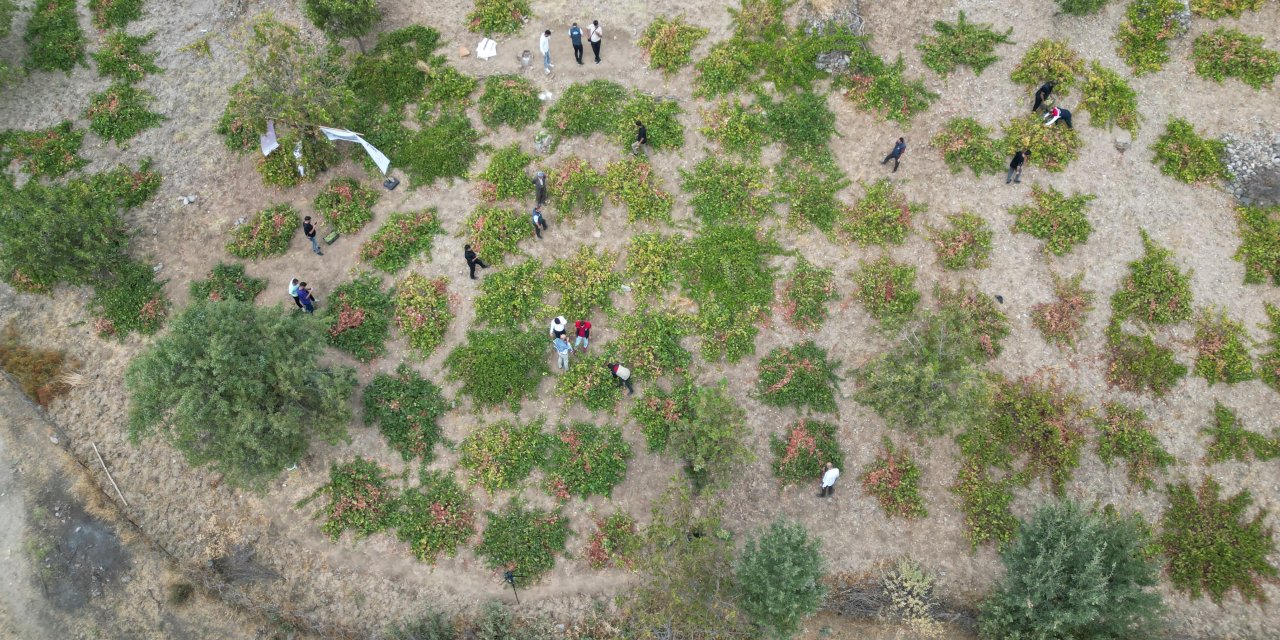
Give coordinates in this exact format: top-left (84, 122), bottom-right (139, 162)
top-left (818, 462), bottom-right (840, 498)
top-left (297, 282), bottom-right (317, 314)
top-left (1043, 106), bottom-right (1073, 129)
top-left (302, 216), bottom-right (322, 255)
top-left (1006, 150), bottom-right (1029, 184)
top-left (1032, 80), bottom-right (1055, 113)
top-left (881, 137), bottom-right (906, 172)
top-left (607, 362), bottom-right (633, 395)
top-left (289, 278), bottom-right (303, 309)
top-left (549, 316), bottom-right (567, 339)
top-left (531, 205), bottom-right (549, 239)
top-left (573, 319), bottom-right (591, 351)
top-left (588, 20), bottom-right (602, 64)
top-left (553, 335), bottom-right (572, 370)
top-left (533, 171), bottom-right (548, 206)
top-left (569, 23), bottom-right (584, 65)
top-left (465, 244), bottom-right (488, 280)
top-left (539, 30), bottom-right (553, 74)
top-left (632, 120), bottom-right (648, 155)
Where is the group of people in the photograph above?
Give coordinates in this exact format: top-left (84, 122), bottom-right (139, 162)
top-left (540, 20), bottom-right (604, 73)
top-left (548, 316), bottom-right (634, 394)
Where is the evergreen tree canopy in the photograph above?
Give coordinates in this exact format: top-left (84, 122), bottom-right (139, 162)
top-left (735, 518), bottom-right (827, 639)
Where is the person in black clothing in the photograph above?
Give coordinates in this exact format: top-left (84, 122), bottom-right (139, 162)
top-left (881, 137), bottom-right (906, 172)
top-left (465, 244), bottom-right (488, 279)
top-left (533, 171), bottom-right (548, 206)
top-left (1032, 80), bottom-right (1055, 113)
top-left (569, 23), bottom-right (584, 65)
top-left (632, 120), bottom-right (648, 155)
top-left (531, 206), bottom-right (549, 239)
top-left (1006, 150), bottom-right (1029, 184)
top-left (302, 216), bottom-right (322, 255)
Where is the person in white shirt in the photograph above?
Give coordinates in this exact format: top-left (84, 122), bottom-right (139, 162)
top-left (539, 30), bottom-right (553, 73)
top-left (288, 278), bottom-right (302, 309)
top-left (548, 316), bottom-right (567, 339)
top-left (819, 462), bottom-right (840, 497)
top-left (588, 20), bottom-right (602, 63)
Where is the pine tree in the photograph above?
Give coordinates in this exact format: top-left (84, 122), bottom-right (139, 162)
top-left (735, 518), bottom-right (826, 639)
top-left (979, 501), bottom-right (1165, 639)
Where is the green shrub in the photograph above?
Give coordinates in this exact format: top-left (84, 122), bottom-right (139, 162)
top-left (466, 0), bottom-right (531, 35)
top-left (840, 179), bottom-right (922, 246)
top-left (479, 75), bottom-right (541, 130)
top-left (1116, 0), bottom-right (1187, 75)
top-left (1009, 184), bottom-right (1095, 256)
top-left (625, 233), bottom-right (683, 300)
top-left (1159, 478), bottom-right (1278, 603)
top-left (385, 607), bottom-right (457, 640)
top-left (226, 204), bottom-right (298, 259)
top-left (937, 284), bottom-right (1011, 358)
top-left (394, 274), bottom-right (454, 359)
top-left (554, 352), bottom-right (623, 413)
top-left (544, 80), bottom-right (628, 146)
top-left (1191, 0), bottom-right (1265, 18)
top-left (1235, 205), bottom-right (1280, 285)
top-left (638, 15), bottom-right (708, 74)
top-left (126, 300), bottom-right (356, 488)
top-left (24, 0), bottom-right (86, 72)
top-left (861, 438), bottom-right (927, 519)
top-left (544, 421), bottom-right (632, 500)
top-left (425, 56), bottom-right (479, 112)
top-left (1104, 325), bottom-right (1187, 396)
top-left (257, 134), bottom-right (338, 188)
top-left (735, 519), bottom-right (826, 640)
top-left (476, 499), bottom-right (569, 581)
top-left (694, 40), bottom-right (756, 98)
top-left (851, 257), bottom-right (920, 329)
top-left (459, 418), bottom-right (550, 492)
top-left (778, 258), bottom-right (838, 331)
top-left (91, 31), bottom-right (161, 83)
top-left (756, 341), bottom-right (839, 413)
top-left (323, 273), bottom-right (394, 362)
top-left (0, 121), bottom-right (87, 178)
top-left (346, 26), bottom-right (441, 112)
top-left (928, 211), bottom-right (992, 270)
top-left (399, 113), bottom-right (481, 188)
top-left (302, 0), bottom-right (379, 42)
top-left (1080, 62), bottom-right (1141, 135)
top-left (89, 0), bottom-right (144, 29)
top-left (85, 83), bottom-right (164, 144)
top-left (605, 308), bottom-right (691, 378)
top-left (1152, 117), bottom-right (1229, 185)
top-left (90, 258), bottom-right (168, 338)
top-left (1010, 39), bottom-right (1084, 95)
top-left (1032, 272), bottom-right (1094, 347)
top-left (1095, 402), bottom-right (1175, 491)
top-left (1192, 28), bottom-right (1280, 90)
top-left (1000, 114), bottom-right (1084, 172)
top-left (91, 159), bottom-right (163, 208)
top-left (1203, 401), bottom-right (1279, 464)
top-left (769, 420), bottom-right (844, 486)
top-left (1261, 303), bottom-right (1280, 393)
top-left (838, 52), bottom-right (938, 124)
top-left (546, 245), bottom-right (621, 319)
top-left (630, 380), bottom-right (693, 452)
top-left (445, 329), bottom-right (548, 410)
top-left (297, 458), bottom-right (395, 540)
top-left (1111, 230), bottom-right (1193, 325)
top-left (1057, 0), bottom-right (1111, 15)
top-left (680, 157), bottom-right (773, 225)
top-left (391, 471), bottom-right (475, 563)
top-left (475, 144), bottom-right (532, 203)
top-left (363, 365), bottom-right (448, 463)
top-left (190, 263), bottom-right (266, 303)
top-left (776, 147), bottom-right (850, 234)
top-left (680, 225), bottom-right (778, 362)
top-left (952, 465), bottom-right (1018, 548)
top-left (586, 512), bottom-right (642, 569)
top-left (980, 502), bottom-right (1164, 639)
top-left (763, 90), bottom-right (836, 150)
top-left (930, 117), bottom-right (1005, 176)
top-left (1193, 308), bottom-right (1255, 385)
top-left (360, 209), bottom-right (442, 274)
top-left (463, 206), bottom-right (526, 265)
top-left (474, 259), bottom-right (544, 327)
top-left (314, 177), bottom-right (378, 234)
top-left (661, 382), bottom-right (753, 492)
top-left (917, 11), bottom-right (1012, 76)
top-left (603, 158), bottom-right (674, 224)
top-left (615, 93), bottom-right (685, 152)
top-left (548, 156), bottom-right (603, 220)
top-left (700, 99), bottom-right (769, 160)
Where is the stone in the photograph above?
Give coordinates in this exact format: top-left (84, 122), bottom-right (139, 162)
top-left (458, 46), bottom-right (470, 58)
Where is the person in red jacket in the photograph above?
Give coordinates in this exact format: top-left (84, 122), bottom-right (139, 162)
top-left (574, 319), bottom-right (591, 351)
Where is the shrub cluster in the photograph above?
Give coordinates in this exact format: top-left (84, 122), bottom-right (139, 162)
top-left (476, 144), bottom-right (533, 203)
top-left (459, 418), bottom-right (550, 493)
top-left (930, 118), bottom-right (1005, 177)
top-left (1095, 402), bottom-right (1175, 491)
top-left (90, 258), bottom-right (168, 338)
top-left (474, 259), bottom-right (544, 327)
top-left (394, 274), bottom-right (455, 359)
top-left (549, 156), bottom-right (604, 220)
top-left (603, 158), bottom-right (674, 224)
top-left (1104, 324), bottom-right (1188, 396)
top-left (360, 209), bottom-right (442, 274)
top-left (1152, 117), bottom-right (1229, 184)
top-left (761, 91), bottom-right (836, 150)
top-left (0, 121), bottom-right (87, 178)
top-left (463, 206), bottom-right (526, 265)
top-left (916, 11), bottom-right (1012, 77)
top-left (1080, 62), bottom-right (1141, 135)
top-left (756, 341), bottom-right (839, 412)
top-left (546, 246), bottom-right (621, 319)
top-left (769, 420), bottom-right (844, 486)
top-left (680, 225), bottom-right (778, 361)
top-left (226, 204), bottom-right (298, 259)
top-left (89, 0), bottom-right (144, 29)
top-left (325, 273), bottom-right (394, 362)
top-left (190, 263), bottom-right (266, 303)
top-left (85, 83), bottom-right (165, 144)
top-left (778, 258), bottom-right (838, 331)
top-left (445, 329), bottom-right (548, 410)
top-left (478, 75), bottom-right (541, 130)
top-left (1115, 0), bottom-right (1187, 75)
top-left (1057, 0), bottom-right (1111, 15)
top-left (1191, 0), bottom-right (1265, 18)
top-left (638, 15), bottom-right (709, 74)
top-left (92, 31), bottom-right (161, 83)
top-left (1031, 272), bottom-right (1094, 347)
top-left (625, 233), bottom-right (683, 300)
top-left (1009, 184), bottom-right (1095, 256)
top-left (1010, 40), bottom-right (1084, 95)
top-left (315, 177), bottom-right (379, 234)
top-left (851, 257), bottom-right (921, 330)
top-left (466, 0), bottom-right (531, 35)
top-left (1192, 28), bottom-right (1280, 90)
top-left (700, 100), bottom-right (769, 160)
top-left (555, 352), bottom-right (624, 412)
top-left (544, 80), bottom-right (628, 147)
top-left (680, 157), bottom-right (773, 225)
top-left (1000, 114), bottom-right (1084, 172)
top-left (928, 211), bottom-right (993, 270)
top-left (1261, 303), bottom-right (1280, 393)
top-left (1111, 230), bottom-right (1193, 326)
top-left (1235, 205), bottom-right (1280, 285)
top-left (257, 134), bottom-right (337, 188)
top-left (363, 365), bottom-right (449, 463)
top-left (1193, 308), bottom-right (1255, 385)
top-left (24, 0), bottom-right (86, 73)
top-left (586, 512), bottom-right (642, 570)
top-left (393, 471), bottom-right (476, 563)
top-left (1203, 401), bottom-right (1279, 464)
top-left (838, 52), bottom-right (939, 124)
top-left (840, 179), bottom-right (922, 246)
top-left (1159, 478), bottom-right (1278, 603)
top-left (606, 308), bottom-right (691, 378)
top-left (861, 439), bottom-right (928, 519)
top-left (544, 421), bottom-right (633, 500)
top-left (776, 147), bottom-right (850, 233)
top-left (476, 499), bottom-right (569, 581)
top-left (633, 381), bottom-right (753, 491)
top-left (298, 458), bottom-right (397, 541)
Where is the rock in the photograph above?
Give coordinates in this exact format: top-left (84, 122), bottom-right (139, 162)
top-left (534, 130), bottom-right (553, 155)
top-left (458, 46), bottom-right (469, 58)
top-left (152, 263), bottom-right (163, 273)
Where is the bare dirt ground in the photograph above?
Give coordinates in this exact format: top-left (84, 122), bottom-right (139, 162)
top-left (2, 0), bottom-right (1280, 637)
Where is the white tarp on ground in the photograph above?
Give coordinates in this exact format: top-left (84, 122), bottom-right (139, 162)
top-left (476, 38), bottom-right (497, 60)
top-left (318, 126), bottom-right (391, 175)
top-left (259, 120), bottom-right (279, 156)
